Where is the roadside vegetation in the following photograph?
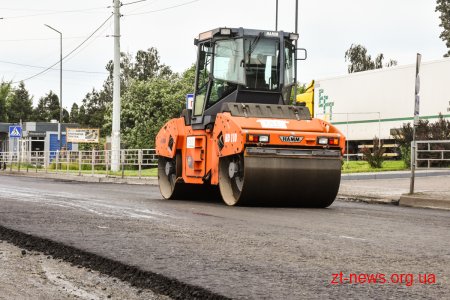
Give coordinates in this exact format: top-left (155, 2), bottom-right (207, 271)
top-left (342, 160), bottom-right (406, 173)
top-left (392, 115), bottom-right (450, 167)
top-left (1, 2), bottom-right (449, 171)
top-left (1, 163), bottom-right (157, 177)
top-left (3, 160), bottom-right (408, 176)
top-left (0, 48), bottom-right (195, 150)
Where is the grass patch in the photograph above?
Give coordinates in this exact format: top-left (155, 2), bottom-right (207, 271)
top-left (4, 160), bottom-right (410, 176)
top-left (342, 160), bottom-right (407, 173)
top-left (59, 168), bottom-right (158, 177)
top-left (1, 163), bottom-right (158, 177)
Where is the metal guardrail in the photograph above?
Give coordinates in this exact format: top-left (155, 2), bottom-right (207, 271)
top-left (0, 149), bottom-right (158, 178)
top-left (414, 140), bottom-right (450, 169)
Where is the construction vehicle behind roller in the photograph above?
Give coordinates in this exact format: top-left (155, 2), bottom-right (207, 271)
top-left (156, 27), bottom-right (345, 207)
top-left (296, 80), bottom-right (315, 117)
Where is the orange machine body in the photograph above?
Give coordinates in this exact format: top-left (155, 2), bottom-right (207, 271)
top-left (156, 111), bottom-right (345, 186)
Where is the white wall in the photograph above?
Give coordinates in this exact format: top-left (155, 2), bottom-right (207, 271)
top-left (314, 58), bottom-right (450, 141)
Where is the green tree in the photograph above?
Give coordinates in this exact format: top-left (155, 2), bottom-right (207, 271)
top-left (33, 97), bottom-right (47, 121)
top-left (345, 44), bottom-right (397, 73)
top-left (132, 48), bottom-right (173, 81)
top-left (436, 0), bottom-right (450, 57)
top-left (62, 108), bottom-right (70, 123)
top-left (69, 103), bottom-right (80, 123)
top-left (87, 47), bottom-right (178, 139)
top-left (0, 81), bottom-right (12, 122)
top-left (117, 65), bottom-right (195, 149)
top-left (80, 88), bottom-right (111, 132)
top-left (5, 82), bottom-right (33, 122)
top-left (103, 48), bottom-right (173, 94)
top-left (78, 105), bottom-right (87, 125)
top-left (33, 90), bottom-right (61, 121)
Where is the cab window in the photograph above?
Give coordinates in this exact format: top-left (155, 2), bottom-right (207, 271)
top-left (194, 43), bottom-right (212, 116)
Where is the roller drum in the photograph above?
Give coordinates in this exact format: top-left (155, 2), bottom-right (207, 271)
top-left (219, 149), bottom-right (342, 207)
top-left (159, 155), bottom-right (221, 201)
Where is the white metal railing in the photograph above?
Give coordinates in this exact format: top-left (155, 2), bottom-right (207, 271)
top-left (413, 140), bottom-right (450, 169)
top-left (0, 149), bottom-right (158, 178)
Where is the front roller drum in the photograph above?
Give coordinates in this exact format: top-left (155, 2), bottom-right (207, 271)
top-left (218, 154), bottom-right (342, 207)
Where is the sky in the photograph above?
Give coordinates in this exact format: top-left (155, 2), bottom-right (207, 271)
top-left (0, 0), bottom-right (447, 111)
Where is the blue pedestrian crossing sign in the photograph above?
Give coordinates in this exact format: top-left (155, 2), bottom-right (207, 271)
top-left (9, 125), bottom-right (22, 138)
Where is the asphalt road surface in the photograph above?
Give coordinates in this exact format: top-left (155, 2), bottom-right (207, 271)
top-left (0, 174), bottom-right (449, 299)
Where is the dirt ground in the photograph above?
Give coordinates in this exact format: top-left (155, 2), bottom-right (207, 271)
top-left (0, 240), bottom-right (170, 300)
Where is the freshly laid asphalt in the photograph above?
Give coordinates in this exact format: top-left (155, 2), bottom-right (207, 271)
top-left (2, 168), bottom-right (450, 210)
top-left (0, 174), bottom-right (449, 299)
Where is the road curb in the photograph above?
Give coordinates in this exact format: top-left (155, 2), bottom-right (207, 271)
top-left (337, 195), bottom-right (399, 206)
top-left (0, 171), bottom-right (159, 186)
top-left (399, 194), bottom-right (450, 210)
top-left (342, 170), bottom-right (450, 180)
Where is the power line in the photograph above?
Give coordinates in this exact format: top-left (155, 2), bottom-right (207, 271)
top-left (124, 0), bottom-right (200, 16)
top-left (122, 0), bottom-right (149, 6)
top-left (0, 60), bottom-right (107, 74)
top-left (60, 14), bottom-right (113, 62)
top-left (63, 20), bottom-right (113, 65)
top-left (0, 36), bottom-right (89, 42)
top-left (12, 14), bottom-right (113, 84)
top-left (121, 0), bottom-right (159, 14)
top-left (1, 7), bottom-right (107, 19)
top-left (0, 7), bottom-right (103, 12)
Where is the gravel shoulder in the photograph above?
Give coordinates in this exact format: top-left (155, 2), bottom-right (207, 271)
top-left (0, 240), bottom-right (169, 300)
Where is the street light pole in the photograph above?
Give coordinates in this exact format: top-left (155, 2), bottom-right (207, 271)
top-left (45, 24), bottom-right (63, 151)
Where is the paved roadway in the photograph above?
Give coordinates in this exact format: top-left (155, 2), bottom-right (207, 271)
top-left (0, 175), bottom-right (449, 299)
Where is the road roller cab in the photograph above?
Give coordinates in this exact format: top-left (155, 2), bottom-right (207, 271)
top-left (156, 27), bottom-right (346, 207)
top-left (188, 28), bottom-right (297, 128)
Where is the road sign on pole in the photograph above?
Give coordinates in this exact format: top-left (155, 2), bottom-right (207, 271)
top-left (414, 54), bottom-right (421, 126)
top-left (186, 94), bottom-right (194, 110)
top-left (9, 126), bottom-right (22, 138)
top-left (410, 53), bottom-right (422, 194)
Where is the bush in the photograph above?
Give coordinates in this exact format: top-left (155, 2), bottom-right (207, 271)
top-left (399, 145), bottom-right (411, 168)
top-left (361, 137), bottom-right (385, 168)
top-left (393, 115), bottom-right (450, 168)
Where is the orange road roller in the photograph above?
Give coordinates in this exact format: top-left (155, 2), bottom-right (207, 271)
top-left (156, 27), bottom-right (345, 207)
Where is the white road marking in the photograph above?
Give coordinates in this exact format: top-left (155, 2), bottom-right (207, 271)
top-left (339, 235), bottom-right (367, 241)
top-left (0, 186), bottom-right (174, 220)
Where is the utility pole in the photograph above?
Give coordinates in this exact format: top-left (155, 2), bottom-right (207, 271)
top-left (275, 0), bottom-right (278, 31)
top-left (44, 24), bottom-right (63, 151)
top-left (293, 0), bottom-right (298, 100)
top-left (59, 29), bottom-right (62, 151)
top-left (111, 0), bottom-right (121, 171)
